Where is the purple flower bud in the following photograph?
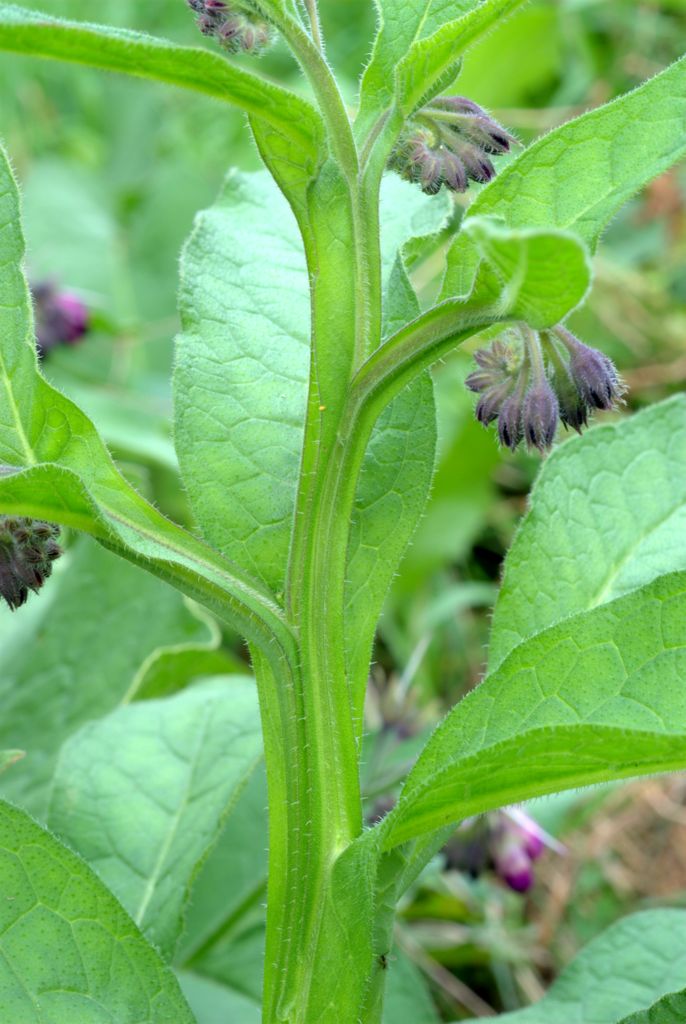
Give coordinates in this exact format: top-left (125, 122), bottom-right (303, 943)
top-left (31, 281), bottom-right (89, 358)
top-left (0, 517), bottom-right (61, 611)
top-left (456, 142), bottom-right (496, 183)
top-left (441, 150), bottom-right (468, 193)
top-left (475, 379), bottom-right (514, 425)
top-left (522, 380), bottom-right (559, 451)
top-left (497, 392), bottom-right (524, 451)
top-left (555, 328), bottom-right (624, 411)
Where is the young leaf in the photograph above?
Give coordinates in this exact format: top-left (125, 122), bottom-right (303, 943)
top-left (357, 0), bottom-right (525, 138)
top-left (395, 0), bottom-right (528, 116)
top-left (175, 171), bottom-right (309, 594)
top-left (489, 395), bottom-right (686, 670)
top-left (619, 991), bottom-right (686, 1024)
top-left (0, 800), bottom-right (195, 1022)
top-left (462, 910), bottom-right (686, 1024)
top-left (377, 572), bottom-right (686, 849)
top-left (0, 538), bottom-right (214, 817)
top-left (0, 5), bottom-right (323, 164)
top-left (48, 678), bottom-right (262, 960)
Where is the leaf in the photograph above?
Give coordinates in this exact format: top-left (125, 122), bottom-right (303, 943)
top-left (383, 948), bottom-right (441, 1023)
top-left (489, 396), bottom-right (686, 670)
top-left (0, 537), bottom-right (214, 817)
top-left (461, 54), bottom-right (686, 249)
top-left (0, 137), bottom-right (291, 653)
top-left (0, 5), bottom-right (323, 164)
top-left (357, 0), bottom-right (523, 137)
top-left (460, 216), bottom-right (592, 326)
top-left (462, 910), bottom-right (686, 1024)
top-left (48, 678), bottom-right (262, 959)
top-left (619, 991), bottom-right (686, 1024)
top-left (177, 972), bottom-right (261, 1024)
top-left (0, 799), bottom-right (194, 1023)
top-left (175, 171), bottom-right (309, 593)
top-left (377, 572), bottom-right (686, 849)
top-left (395, 0), bottom-right (528, 116)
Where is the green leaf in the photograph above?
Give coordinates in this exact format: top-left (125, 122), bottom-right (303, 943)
top-left (0, 537), bottom-right (213, 817)
top-left (462, 54), bottom-right (686, 250)
top-left (0, 137), bottom-right (293, 658)
top-left (489, 396), bottom-right (686, 670)
top-left (458, 216), bottom-right (592, 326)
top-left (377, 572), bottom-right (686, 849)
top-left (462, 910), bottom-right (686, 1024)
top-left (175, 171), bottom-right (309, 593)
top-left (395, 0), bottom-right (528, 116)
top-left (619, 991), bottom-right (686, 1024)
top-left (0, 799), bottom-right (194, 1022)
top-left (357, 0), bottom-right (524, 137)
top-left (48, 678), bottom-right (262, 959)
top-left (0, 5), bottom-right (323, 163)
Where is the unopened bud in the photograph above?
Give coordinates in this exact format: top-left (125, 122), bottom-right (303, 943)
top-left (522, 380), bottom-right (559, 451)
top-left (0, 517), bottom-right (62, 611)
top-left (557, 329), bottom-right (625, 411)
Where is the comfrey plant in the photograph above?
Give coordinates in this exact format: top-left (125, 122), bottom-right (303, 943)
top-left (0, 3), bottom-right (684, 1022)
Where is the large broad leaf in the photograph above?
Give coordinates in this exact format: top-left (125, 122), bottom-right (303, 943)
top-left (175, 171), bottom-right (309, 593)
top-left (461, 910), bottom-right (686, 1024)
top-left (0, 537), bottom-right (213, 817)
top-left (0, 5), bottom-right (322, 164)
top-left (0, 137), bottom-right (289, 654)
top-left (489, 395), bottom-right (686, 670)
top-left (619, 991), bottom-right (686, 1024)
top-left (377, 571), bottom-right (686, 849)
top-left (0, 800), bottom-right (194, 1022)
top-left (441, 54), bottom-right (686, 296)
top-left (48, 678), bottom-right (262, 959)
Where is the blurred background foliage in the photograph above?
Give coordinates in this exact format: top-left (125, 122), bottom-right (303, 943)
top-left (1, 1), bottom-right (685, 1018)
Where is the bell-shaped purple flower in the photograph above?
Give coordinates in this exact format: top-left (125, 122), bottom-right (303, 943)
top-left (522, 380), bottom-right (559, 451)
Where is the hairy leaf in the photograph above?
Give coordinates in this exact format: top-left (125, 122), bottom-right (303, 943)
top-left (0, 800), bottom-right (194, 1022)
top-left (463, 910), bottom-right (686, 1024)
top-left (175, 171), bottom-right (309, 593)
top-left (0, 538), bottom-right (213, 816)
top-left (490, 396), bottom-right (686, 670)
top-left (357, 0), bottom-right (524, 137)
top-left (48, 678), bottom-right (262, 959)
top-left (395, 0), bottom-right (527, 116)
top-left (378, 572), bottom-right (686, 849)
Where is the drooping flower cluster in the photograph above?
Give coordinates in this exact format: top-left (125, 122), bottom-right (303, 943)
top-left (31, 281), bottom-right (89, 358)
top-left (445, 809), bottom-right (556, 893)
top-left (186, 0), bottom-right (271, 54)
top-left (389, 96), bottom-right (515, 195)
top-left (0, 517), bottom-right (62, 611)
top-left (466, 324), bottom-right (625, 452)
